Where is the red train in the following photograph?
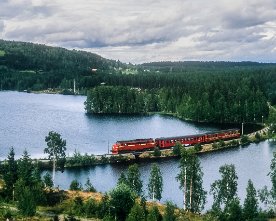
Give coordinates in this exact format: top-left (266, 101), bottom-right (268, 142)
top-left (111, 129), bottom-right (240, 154)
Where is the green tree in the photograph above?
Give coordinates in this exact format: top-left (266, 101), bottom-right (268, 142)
top-left (85, 178), bottom-right (96, 192)
top-left (224, 198), bottom-right (243, 221)
top-left (126, 203), bottom-right (146, 221)
top-left (127, 164), bottom-right (143, 196)
top-left (70, 179), bottom-right (82, 191)
top-left (163, 201), bottom-right (176, 221)
top-left (243, 179), bottom-right (258, 220)
top-left (148, 163), bottom-right (163, 201)
top-left (173, 142), bottom-right (182, 156)
top-left (118, 172), bottom-right (128, 185)
top-left (147, 206), bottom-right (162, 221)
top-left (210, 164), bottom-right (238, 210)
top-left (71, 196), bottom-right (84, 216)
top-left (153, 147), bottom-right (161, 157)
top-left (3, 147), bottom-right (18, 200)
top-left (194, 143), bottom-right (202, 152)
top-left (240, 135), bottom-right (249, 145)
top-left (176, 149), bottom-right (206, 212)
top-left (84, 198), bottom-right (98, 218)
top-left (17, 186), bottom-right (36, 216)
top-left (17, 150), bottom-right (33, 186)
top-left (44, 131), bottom-right (66, 186)
top-left (43, 172), bottom-right (54, 188)
top-left (109, 183), bottom-right (135, 221)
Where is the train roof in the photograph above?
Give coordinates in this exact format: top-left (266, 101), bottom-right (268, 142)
top-left (116, 138), bottom-right (154, 144)
top-left (155, 129), bottom-right (240, 141)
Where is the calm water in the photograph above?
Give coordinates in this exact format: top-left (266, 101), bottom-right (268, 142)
top-left (0, 91), bottom-right (275, 209)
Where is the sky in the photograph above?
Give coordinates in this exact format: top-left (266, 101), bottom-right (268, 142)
top-left (0, 0), bottom-right (276, 63)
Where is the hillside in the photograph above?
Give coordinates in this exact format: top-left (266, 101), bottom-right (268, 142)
top-left (0, 39), bottom-right (123, 92)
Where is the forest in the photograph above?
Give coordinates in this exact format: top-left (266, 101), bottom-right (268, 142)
top-left (1, 39), bottom-right (276, 123)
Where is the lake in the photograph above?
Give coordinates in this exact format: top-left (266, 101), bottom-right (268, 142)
top-left (0, 91), bottom-right (274, 209)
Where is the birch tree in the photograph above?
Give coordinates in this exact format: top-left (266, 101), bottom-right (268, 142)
top-left (148, 163), bottom-right (163, 201)
top-left (176, 149), bottom-right (206, 212)
top-left (210, 164), bottom-right (238, 210)
top-left (127, 164), bottom-right (143, 196)
top-left (44, 131), bottom-right (66, 187)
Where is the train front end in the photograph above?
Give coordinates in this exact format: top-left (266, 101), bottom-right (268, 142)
top-left (111, 143), bottom-right (119, 154)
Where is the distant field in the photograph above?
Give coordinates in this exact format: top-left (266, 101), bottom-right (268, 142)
top-left (0, 50), bottom-right (5, 56)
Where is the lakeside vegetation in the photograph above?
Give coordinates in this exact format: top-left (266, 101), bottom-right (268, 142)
top-left (1, 137), bottom-right (276, 220)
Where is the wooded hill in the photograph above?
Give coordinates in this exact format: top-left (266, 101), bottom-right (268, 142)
top-left (0, 39), bottom-right (124, 92)
top-left (1, 39), bottom-right (276, 123)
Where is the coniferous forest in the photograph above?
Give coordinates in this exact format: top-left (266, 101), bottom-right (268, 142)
top-left (1, 39), bottom-right (276, 123)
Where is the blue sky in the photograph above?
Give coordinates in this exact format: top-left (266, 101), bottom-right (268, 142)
top-left (0, 0), bottom-right (276, 63)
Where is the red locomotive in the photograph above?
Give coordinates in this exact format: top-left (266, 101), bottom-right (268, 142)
top-left (111, 129), bottom-right (240, 154)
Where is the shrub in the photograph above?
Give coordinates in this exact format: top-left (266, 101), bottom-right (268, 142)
top-left (218, 140), bottom-right (225, 147)
top-left (84, 178), bottom-right (96, 192)
top-left (43, 172), bottom-right (54, 188)
top-left (240, 135), bottom-right (249, 145)
top-left (153, 147), bottom-right (161, 157)
top-left (69, 180), bottom-right (82, 191)
top-left (173, 142), bottom-right (182, 156)
top-left (194, 143), bottom-right (202, 152)
top-left (229, 140), bottom-right (239, 146)
top-left (255, 132), bottom-right (261, 142)
top-left (212, 142), bottom-right (219, 149)
top-left (85, 198), bottom-right (98, 218)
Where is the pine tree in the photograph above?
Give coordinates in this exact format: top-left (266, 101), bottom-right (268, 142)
top-left (3, 147), bottom-right (18, 200)
top-left (148, 163), bottom-right (163, 201)
top-left (126, 203), bottom-right (146, 221)
top-left (43, 172), bottom-right (54, 188)
top-left (17, 150), bottom-right (33, 186)
top-left (17, 186), bottom-right (36, 216)
top-left (243, 179), bottom-right (259, 220)
top-left (117, 172), bottom-right (128, 185)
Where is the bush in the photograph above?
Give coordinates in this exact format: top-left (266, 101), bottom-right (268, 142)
top-left (84, 178), bottom-right (96, 192)
top-left (43, 172), bottom-right (54, 188)
top-left (147, 206), bottom-right (162, 221)
top-left (218, 140), bottom-right (225, 147)
top-left (69, 180), bottom-right (82, 191)
top-left (173, 142), bottom-right (182, 156)
top-left (163, 201), bottom-right (176, 221)
top-left (85, 198), bottom-right (98, 218)
top-left (71, 196), bottom-right (84, 216)
top-left (255, 132), bottom-right (261, 142)
top-left (229, 140), bottom-right (239, 146)
top-left (17, 186), bottom-right (37, 216)
top-left (240, 135), bottom-right (249, 145)
top-left (194, 143), bottom-right (202, 152)
top-left (52, 215), bottom-right (59, 221)
top-left (153, 147), bottom-right (161, 157)
top-left (64, 215), bottom-right (80, 221)
top-left (212, 142), bottom-right (219, 149)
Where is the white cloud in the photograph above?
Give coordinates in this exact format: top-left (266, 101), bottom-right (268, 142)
top-left (0, 0), bottom-right (276, 63)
